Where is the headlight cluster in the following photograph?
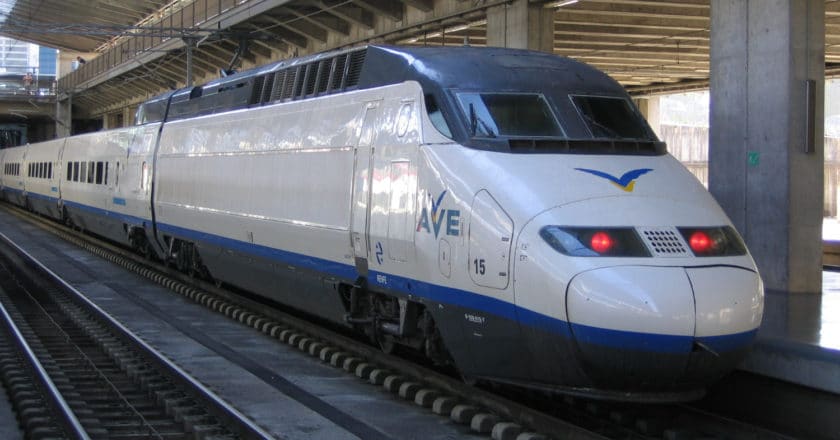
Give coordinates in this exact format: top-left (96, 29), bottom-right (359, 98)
top-left (677, 227), bottom-right (747, 256)
top-left (539, 226), bottom-right (746, 257)
top-left (539, 227), bottom-right (650, 257)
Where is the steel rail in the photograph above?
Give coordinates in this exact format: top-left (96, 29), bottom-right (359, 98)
top-left (0, 230), bottom-right (276, 440)
top-left (0, 243), bottom-right (90, 440)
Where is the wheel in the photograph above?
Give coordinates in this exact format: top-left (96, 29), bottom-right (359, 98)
top-left (377, 334), bottom-right (396, 354)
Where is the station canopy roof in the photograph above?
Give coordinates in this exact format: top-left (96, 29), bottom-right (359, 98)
top-left (0, 0), bottom-right (838, 114)
top-left (0, 0), bottom-right (173, 52)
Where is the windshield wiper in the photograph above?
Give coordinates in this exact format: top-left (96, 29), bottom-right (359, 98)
top-left (580, 112), bottom-right (622, 139)
top-left (468, 103), bottom-right (497, 138)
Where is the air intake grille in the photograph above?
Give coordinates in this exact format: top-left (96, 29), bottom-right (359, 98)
top-left (639, 227), bottom-right (689, 257)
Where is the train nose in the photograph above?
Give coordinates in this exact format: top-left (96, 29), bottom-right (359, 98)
top-left (566, 265), bottom-right (762, 391)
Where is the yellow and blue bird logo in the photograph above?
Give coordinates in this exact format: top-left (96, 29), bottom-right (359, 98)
top-left (574, 168), bottom-right (653, 192)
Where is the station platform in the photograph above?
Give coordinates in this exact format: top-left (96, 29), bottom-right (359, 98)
top-left (739, 270), bottom-right (840, 394)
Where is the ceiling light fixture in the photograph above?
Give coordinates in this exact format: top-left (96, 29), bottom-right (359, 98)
top-left (545, 0), bottom-right (579, 8)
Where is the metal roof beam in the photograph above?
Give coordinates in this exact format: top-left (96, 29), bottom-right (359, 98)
top-left (312, 1), bottom-right (374, 30)
top-left (353, 0), bottom-right (403, 22)
top-left (282, 6), bottom-right (350, 36)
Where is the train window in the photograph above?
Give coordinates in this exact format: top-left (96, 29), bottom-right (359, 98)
top-left (396, 103), bottom-right (412, 137)
top-left (48, 162), bottom-right (52, 179)
top-left (425, 95), bottom-right (452, 139)
top-left (115, 162), bottom-right (119, 187)
top-left (95, 162), bottom-right (104, 184)
top-left (88, 161), bottom-right (95, 184)
top-left (456, 93), bottom-right (563, 138)
top-left (80, 162), bottom-right (86, 183)
top-left (66, 163), bottom-right (72, 181)
top-left (104, 162), bottom-right (109, 185)
top-left (571, 96), bottom-right (651, 140)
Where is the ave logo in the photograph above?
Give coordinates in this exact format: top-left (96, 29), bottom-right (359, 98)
top-left (417, 190), bottom-right (460, 238)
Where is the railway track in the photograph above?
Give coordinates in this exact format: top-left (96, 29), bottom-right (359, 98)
top-left (0, 203), bottom-right (813, 440)
top-left (0, 225), bottom-right (273, 439)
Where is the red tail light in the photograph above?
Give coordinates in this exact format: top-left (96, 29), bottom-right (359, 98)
top-left (590, 231), bottom-right (614, 254)
top-left (688, 231), bottom-right (713, 253)
top-left (678, 227), bottom-right (747, 257)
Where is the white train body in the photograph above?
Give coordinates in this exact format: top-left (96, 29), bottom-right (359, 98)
top-left (1, 46), bottom-right (763, 401)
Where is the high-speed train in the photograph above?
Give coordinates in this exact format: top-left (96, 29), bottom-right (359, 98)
top-left (0, 45), bottom-right (764, 401)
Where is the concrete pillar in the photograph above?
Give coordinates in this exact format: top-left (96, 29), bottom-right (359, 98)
top-left (710, 0), bottom-right (824, 294)
top-left (486, 0), bottom-right (554, 52)
top-left (123, 106), bottom-right (135, 127)
top-left (56, 95), bottom-right (72, 138)
top-left (635, 96), bottom-right (662, 139)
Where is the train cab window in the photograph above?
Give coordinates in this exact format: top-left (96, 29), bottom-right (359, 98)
top-left (425, 94), bottom-right (452, 139)
top-left (456, 92), bottom-right (563, 138)
top-left (571, 95), bottom-right (651, 140)
top-left (95, 162), bottom-right (104, 184)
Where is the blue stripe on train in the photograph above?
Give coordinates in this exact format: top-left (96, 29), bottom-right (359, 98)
top-left (14, 196), bottom-right (758, 355)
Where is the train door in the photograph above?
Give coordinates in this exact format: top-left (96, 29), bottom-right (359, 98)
top-left (350, 101), bottom-right (381, 277)
top-left (463, 190), bottom-right (528, 379)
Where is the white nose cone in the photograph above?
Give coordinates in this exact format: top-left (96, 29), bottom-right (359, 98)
top-left (686, 266), bottom-right (764, 351)
top-left (566, 266), bottom-right (695, 352)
